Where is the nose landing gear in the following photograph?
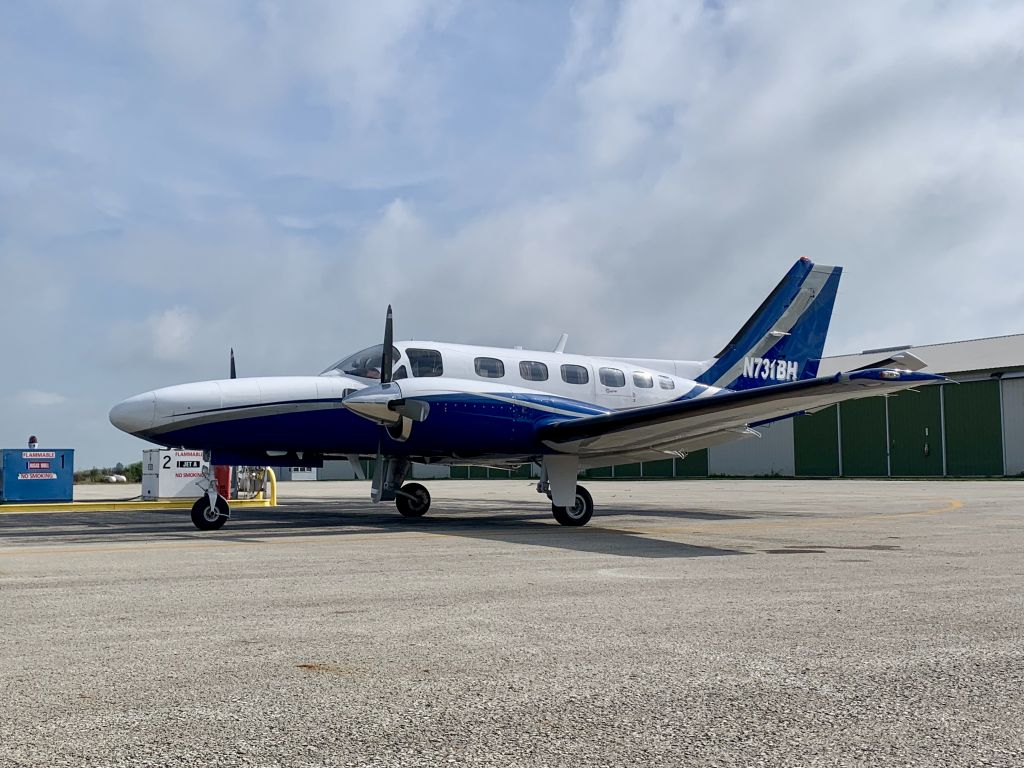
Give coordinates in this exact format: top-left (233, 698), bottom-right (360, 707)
top-left (190, 494), bottom-right (229, 531)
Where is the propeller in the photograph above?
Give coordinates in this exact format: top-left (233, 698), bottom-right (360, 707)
top-left (341, 305), bottom-right (431, 501)
top-left (229, 348), bottom-right (237, 379)
top-left (343, 305), bottom-right (430, 433)
top-left (381, 305), bottom-right (394, 383)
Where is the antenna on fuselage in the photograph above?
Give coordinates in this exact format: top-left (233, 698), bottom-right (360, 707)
top-left (229, 348), bottom-right (237, 379)
top-left (553, 333), bottom-right (568, 353)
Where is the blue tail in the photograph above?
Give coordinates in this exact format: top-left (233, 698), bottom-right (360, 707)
top-left (696, 258), bottom-right (842, 391)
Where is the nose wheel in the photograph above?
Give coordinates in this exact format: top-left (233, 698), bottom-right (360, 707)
top-left (396, 482), bottom-right (431, 518)
top-left (191, 494), bottom-right (230, 531)
top-left (551, 485), bottom-right (593, 526)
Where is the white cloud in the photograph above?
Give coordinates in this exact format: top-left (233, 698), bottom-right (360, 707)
top-left (147, 307), bottom-right (203, 364)
top-left (16, 390), bottom-right (68, 407)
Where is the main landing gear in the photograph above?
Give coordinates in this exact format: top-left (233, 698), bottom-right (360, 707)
top-left (551, 485), bottom-right (594, 527)
top-left (538, 455), bottom-right (595, 527)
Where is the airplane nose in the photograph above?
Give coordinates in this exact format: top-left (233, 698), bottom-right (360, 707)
top-left (109, 392), bottom-right (157, 436)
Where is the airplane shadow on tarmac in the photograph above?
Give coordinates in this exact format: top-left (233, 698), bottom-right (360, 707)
top-left (0, 502), bottom-right (748, 559)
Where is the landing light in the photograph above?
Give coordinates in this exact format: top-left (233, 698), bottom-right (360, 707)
top-left (880, 370), bottom-right (901, 380)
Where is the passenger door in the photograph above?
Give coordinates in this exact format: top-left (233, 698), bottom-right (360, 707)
top-left (597, 367), bottom-right (631, 410)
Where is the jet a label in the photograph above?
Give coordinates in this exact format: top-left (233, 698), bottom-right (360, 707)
top-left (743, 357), bottom-right (798, 382)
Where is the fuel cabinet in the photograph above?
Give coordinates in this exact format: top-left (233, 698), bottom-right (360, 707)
top-left (141, 449), bottom-right (210, 499)
top-left (0, 448), bottom-right (75, 503)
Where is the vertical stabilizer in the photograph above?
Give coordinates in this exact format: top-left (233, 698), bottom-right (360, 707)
top-left (696, 258), bottom-right (842, 391)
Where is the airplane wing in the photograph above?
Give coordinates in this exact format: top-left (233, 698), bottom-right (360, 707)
top-left (536, 368), bottom-right (946, 457)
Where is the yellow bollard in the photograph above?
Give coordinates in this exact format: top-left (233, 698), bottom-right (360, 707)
top-left (265, 467), bottom-right (277, 506)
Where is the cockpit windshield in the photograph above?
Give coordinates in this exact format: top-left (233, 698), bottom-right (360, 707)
top-left (321, 345), bottom-right (401, 380)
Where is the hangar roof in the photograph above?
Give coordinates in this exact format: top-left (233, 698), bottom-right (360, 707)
top-left (822, 334), bottom-right (1024, 378)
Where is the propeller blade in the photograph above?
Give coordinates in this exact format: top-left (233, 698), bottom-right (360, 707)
top-left (381, 305), bottom-right (394, 384)
top-left (229, 348), bottom-right (237, 379)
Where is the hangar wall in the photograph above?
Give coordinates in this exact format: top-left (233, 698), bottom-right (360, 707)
top-left (709, 378), bottom-right (1019, 478)
top-left (708, 420), bottom-right (794, 477)
top-left (1001, 377), bottom-right (1024, 475)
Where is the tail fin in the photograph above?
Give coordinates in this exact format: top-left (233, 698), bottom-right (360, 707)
top-left (696, 258), bottom-right (842, 391)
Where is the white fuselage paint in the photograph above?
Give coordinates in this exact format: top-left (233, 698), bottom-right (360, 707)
top-left (111, 341), bottom-right (722, 438)
top-left (350, 341), bottom-right (722, 410)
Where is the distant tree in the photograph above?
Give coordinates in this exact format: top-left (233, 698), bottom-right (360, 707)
top-left (115, 462), bottom-right (125, 473)
top-left (124, 462), bottom-right (143, 483)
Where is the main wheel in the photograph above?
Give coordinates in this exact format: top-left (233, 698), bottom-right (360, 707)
top-left (551, 485), bottom-right (594, 526)
top-left (396, 482), bottom-right (431, 518)
top-left (191, 495), bottom-right (229, 531)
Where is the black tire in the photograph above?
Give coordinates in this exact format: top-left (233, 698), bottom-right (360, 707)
top-left (396, 482), bottom-right (431, 518)
top-left (191, 495), bottom-right (229, 531)
top-left (551, 485), bottom-right (594, 526)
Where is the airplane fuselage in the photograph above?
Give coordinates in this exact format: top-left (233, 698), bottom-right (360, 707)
top-left (110, 341), bottom-right (722, 465)
top-left (108, 259), bottom-right (948, 530)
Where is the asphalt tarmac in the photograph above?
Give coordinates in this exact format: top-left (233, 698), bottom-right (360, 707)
top-left (1, 479), bottom-right (1022, 767)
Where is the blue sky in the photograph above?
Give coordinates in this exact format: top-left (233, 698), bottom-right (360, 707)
top-left (2, 1), bottom-right (1023, 466)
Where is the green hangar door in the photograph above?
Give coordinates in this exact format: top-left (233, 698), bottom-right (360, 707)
top-left (840, 398), bottom-right (889, 476)
top-left (942, 380), bottom-right (1003, 476)
top-left (887, 388), bottom-right (944, 476)
top-left (794, 406), bottom-right (840, 476)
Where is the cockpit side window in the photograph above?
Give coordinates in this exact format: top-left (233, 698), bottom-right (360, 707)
top-left (393, 365), bottom-right (408, 380)
top-left (321, 345), bottom-right (401, 379)
top-left (406, 348), bottom-right (444, 377)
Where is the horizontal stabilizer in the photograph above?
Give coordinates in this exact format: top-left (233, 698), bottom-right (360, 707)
top-left (852, 351), bottom-right (927, 372)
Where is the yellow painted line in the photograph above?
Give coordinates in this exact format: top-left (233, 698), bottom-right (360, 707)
top-left (869, 497), bottom-right (964, 521)
top-left (0, 499), bottom-right (274, 514)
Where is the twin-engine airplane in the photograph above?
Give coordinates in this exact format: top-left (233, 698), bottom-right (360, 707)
top-left (110, 258), bottom-right (943, 531)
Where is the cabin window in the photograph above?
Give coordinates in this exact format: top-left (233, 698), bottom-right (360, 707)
top-left (658, 375), bottom-right (675, 390)
top-left (474, 357), bottom-right (505, 378)
top-left (561, 364), bottom-right (589, 385)
top-left (599, 367), bottom-right (626, 387)
top-left (406, 348), bottom-right (444, 377)
top-left (393, 365), bottom-right (408, 380)
top-left (633, 371), bottom-right (654, 388)
top-left (519, 361), bottom-right (548, 381)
